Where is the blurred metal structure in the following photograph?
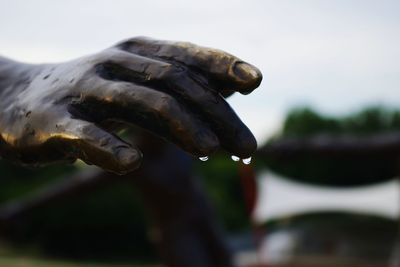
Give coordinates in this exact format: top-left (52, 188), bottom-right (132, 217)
top-left (257, 133), bottom-right (400, 267)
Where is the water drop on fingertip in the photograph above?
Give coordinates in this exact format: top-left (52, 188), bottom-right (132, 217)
top-left (199, 156), bottom-right (209, 161)
top-left (231, 155), bottom-right (240, 162)
top-left (242, 157), bottom-right (252, 165)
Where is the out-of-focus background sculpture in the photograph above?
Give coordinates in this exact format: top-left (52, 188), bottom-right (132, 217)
top-left (254, 107), bottom-right (400, 267)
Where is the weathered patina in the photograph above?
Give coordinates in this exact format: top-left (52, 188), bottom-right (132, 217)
top-left (0, 37), bottom-right (262, 174)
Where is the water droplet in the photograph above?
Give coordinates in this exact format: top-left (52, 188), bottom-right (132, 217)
top-left (242, 157), bottom-right (252, 165)
top-left (199, 156), bottom-right (209, 161)
top-left (231, 155), bottom-right (240, 162)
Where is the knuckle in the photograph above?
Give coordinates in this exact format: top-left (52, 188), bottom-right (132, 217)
top-left (115, 36), bottom-right (159, 54)
top-left (96, 50), bottom-right (122, 65)
top-left (163, 64), bottom-right (187, 79)
top-left (154, 95), bottom-right (177, 115)
top-left (120, 36), bottom-right (148, 46)
top-left (175, 41), bottom-right (194, 49)
top-left (154, 62), bottom-right (179, 80)
top-left (85, 50), bottom-right (117, 67)
top-left (115, 37), bottom-right (141, 50)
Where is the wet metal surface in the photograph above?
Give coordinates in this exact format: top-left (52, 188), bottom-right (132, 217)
top-left (0, 37), bottom-right (262, 174)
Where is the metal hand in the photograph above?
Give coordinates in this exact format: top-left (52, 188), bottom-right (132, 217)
top-left (0, 37), bottom-right (262, 174)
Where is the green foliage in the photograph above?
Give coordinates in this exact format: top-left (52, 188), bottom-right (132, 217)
top-left (0, 152), bottom-right (250, 264)
top-left (194, 153), bottom-right (250, 232)
top-left (0, 155), bottom-right (248, 262)
top-left (280, 106), bottom-right (400, 138)
top-left (0, 162), bottom-right (76, 203)
top-left (0, 257), bottom-right (156, 267)
top-left (282, 107), bottom-right (341, 137)
top-left (0, 162), bottom-right (155, 262)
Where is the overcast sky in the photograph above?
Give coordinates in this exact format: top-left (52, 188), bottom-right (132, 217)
top-left (1, 0), bottom-right (399, 144)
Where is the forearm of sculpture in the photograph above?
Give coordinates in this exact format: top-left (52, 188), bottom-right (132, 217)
top-left (0, 56), bottom-right (18, 88)
top-left (0, 57), bottom-right (27, 157)
top-left (0, 57), bottom-right (38, 93)
top-left (0, 57), bottom-right (55, 166)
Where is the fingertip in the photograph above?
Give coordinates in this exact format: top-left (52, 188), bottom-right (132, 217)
top-left (193, 129), bottom-right (220, 156)
top-left (112, 147), bottom-right (143, 175)
top-left (79, 145), bottom-right (142, 175)
top-left (232, 62), bottom-right (263, 94)
top-left (232, 128), bottom-right (258, 158)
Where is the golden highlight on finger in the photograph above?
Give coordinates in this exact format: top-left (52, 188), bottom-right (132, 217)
top-left (78, 81), bottom-right (220, 157)
top-left (229, 61), bottom-right (263, 94)
top-left (116, 37), bottom-right (263, 94)
top-left (61, 120), bottom-right (142, 175)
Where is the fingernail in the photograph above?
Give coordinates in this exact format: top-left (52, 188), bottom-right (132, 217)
top-left (233, 62), bottom-right (258, 80)
top-left (233, 62), bottom-right (263, 94)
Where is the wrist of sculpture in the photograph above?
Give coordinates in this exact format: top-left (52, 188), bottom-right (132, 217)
top-left (0, 57), bottom-right (41, 95)
top-left (0, 57), bottom-right (43, 160)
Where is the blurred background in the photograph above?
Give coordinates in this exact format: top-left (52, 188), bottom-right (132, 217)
top-left (1, 0), bottom-right (400, 266)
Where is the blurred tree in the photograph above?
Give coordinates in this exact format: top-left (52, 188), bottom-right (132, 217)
top-left (0, 162), bottom-right (155, 262)
top-left (0, 148), bottom-right (246, 264)
top-left (281, 106), bottom-right (400, 138)
top-left (282, 107), bottom-right (341, 137)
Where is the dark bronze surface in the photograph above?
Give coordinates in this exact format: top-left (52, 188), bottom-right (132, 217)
top-left (0, 37), bottom-right (262, 174)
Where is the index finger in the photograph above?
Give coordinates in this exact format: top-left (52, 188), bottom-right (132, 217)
top-left (116, 37), bottom-right (263, 95)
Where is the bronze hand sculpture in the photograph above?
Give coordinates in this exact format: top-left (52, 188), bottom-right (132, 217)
top-left (0, 37), bottom-right (262, 174)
